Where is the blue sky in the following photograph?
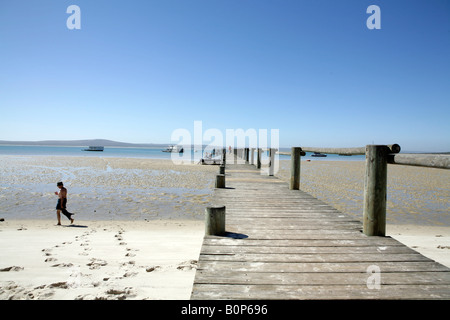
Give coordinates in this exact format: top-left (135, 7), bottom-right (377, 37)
top-left (0, 0), bottom-right (449, 151)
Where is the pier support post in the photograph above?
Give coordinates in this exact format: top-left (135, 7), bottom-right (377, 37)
top-left (257, 148), bottom-right (262, 169)
top-left (250, 148), bottom-right (255, 165)
top-left (268, 148), bottom-right (276, 176)
top-left (219, 165), bottom-right (225, 175)
top-left (363, 145), bottom-right (388, 236)
top-left (222, 148), bottom-right (226, 164)
top-left (245, 148), bottom-right (249, 164)
top-left (205, 206), bottom-right (226, 236)
top-left (215, 174), bottom-right (225, 188)
top-left (290, 147), bottom-right (302, 190)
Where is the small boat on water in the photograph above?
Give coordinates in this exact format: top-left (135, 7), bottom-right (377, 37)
top-left (83, 146), bottom-right (104, 152)
top-left (311, 152), bottom-right (327, 157)
top-left (162, 145), bottom-right (184, 153)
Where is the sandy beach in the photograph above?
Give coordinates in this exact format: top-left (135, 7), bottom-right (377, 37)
top-left (0, 219), bottom-right (203, 300)
top-left (0, 155), bottom-right (449, 299)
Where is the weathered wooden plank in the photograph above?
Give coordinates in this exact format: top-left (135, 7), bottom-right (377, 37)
top-left (208, 231), bottom-right (370, 240)
top-left (226, 224), bottom-right (362, 231)
top-left (191, 284), bottom-right (450, 300)
top-left (196, 261), bottom-right (450, 273)
top-left (202, 237), bottom-right (406, 247)
top-left (200, 244), bottom-right (417, 255)
top-left (198, 253), bottom-right (432, 263)
top-left (194, 271), bottom-right (450, 286)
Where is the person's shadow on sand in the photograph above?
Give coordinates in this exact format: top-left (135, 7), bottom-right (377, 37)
top-left (64, 224), bottom-right (88, 228)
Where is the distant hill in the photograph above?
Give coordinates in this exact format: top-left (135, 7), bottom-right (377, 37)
top-left (0, 139), bottom-right (168, 148)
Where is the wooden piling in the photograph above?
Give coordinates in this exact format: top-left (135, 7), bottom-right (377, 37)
top-left (268, 148), bottom-right (276, 176)
top-left (257, 148), bottom-right (262, 169)
top-left (290, 147), bottom-right (302, 190)
top-left (363, 145), bottom-right (388, 236)
top-left (205, 206), bottom-right (226, 236)
top-left (222, 148), bottom-right (226, 164)
top-left (215, 174), bottom-right (225, 188)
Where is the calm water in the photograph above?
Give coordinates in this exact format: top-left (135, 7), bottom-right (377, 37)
top-left (0, 145), bottom-right (365, 161)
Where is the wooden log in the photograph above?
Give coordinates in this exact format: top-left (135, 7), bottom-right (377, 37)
top-left (301, 144), bottom-right (400, 156)
top-left (290, 147), bottom-right (302, 190)
top-left (268, 148), bottom-right (276, 176)
top-left (250, 148), bottom-right (255, 165)
top-left (388, 153), bottom-right (450, 169)
top-left (363, 145), bottom-right (388, 236)
top-left (205, 206), bottom-right (226, 236)
top-left (215, 174), bottom-right (225, 188)
top-left (222, 148), bottom-right (226, 164)
top-left (257, 148), bottom-right (262, 169)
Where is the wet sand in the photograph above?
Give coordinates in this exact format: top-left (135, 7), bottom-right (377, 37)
top-left (276, 159), bottom-right (449, 226)
top-left (0, 155), bottom-right (218, 221)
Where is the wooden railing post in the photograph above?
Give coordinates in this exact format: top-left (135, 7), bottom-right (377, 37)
top-left (205, 206), bottom-right (226, 236)
top-left (290, 147), bottom-right (302, 190)
top-left (363, 145), bottom-right (389, 236)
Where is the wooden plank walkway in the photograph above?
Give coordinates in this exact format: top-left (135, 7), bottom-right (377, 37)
top-left (191, 161), bottom-right (450, 299)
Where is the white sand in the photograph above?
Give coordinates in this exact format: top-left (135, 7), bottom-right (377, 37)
top-left (387, 224), bottom-right (450, 268)
top-left (0, 219), bottom-right (204, 300)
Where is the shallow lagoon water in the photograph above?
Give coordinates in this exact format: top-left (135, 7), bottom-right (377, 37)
top-left (0, 155), bottom-right (217, 221)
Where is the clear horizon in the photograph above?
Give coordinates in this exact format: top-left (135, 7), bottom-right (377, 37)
top-left (1, 1), bottom-right (449, 152)
top-left (1, 139), bottom-right (449, 153)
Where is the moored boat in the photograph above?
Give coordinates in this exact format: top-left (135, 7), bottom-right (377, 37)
top-left (83, 146), bottom-right (104, 152)
top-left (311, 152), bottom-right (326, 157)
top-left (162, 145), bottom-right (184, 153)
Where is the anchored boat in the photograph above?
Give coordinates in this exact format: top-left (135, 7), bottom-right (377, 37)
top-left (162, 145), bottom-right (184, 153)
top-left (311, 152), bottom-right (327, 157)
top-left (83, 146), bottom-right (104, 152)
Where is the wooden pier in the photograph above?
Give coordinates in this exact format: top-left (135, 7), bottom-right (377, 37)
top-left (191, 157), bottom-right (450, 299)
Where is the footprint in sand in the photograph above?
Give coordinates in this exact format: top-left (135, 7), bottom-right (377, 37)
top-left (41, 248), bottom-right (53, 257)
top-left (0, 266), bottom-right (24, 272)
top-left (51, 263), bottom-right (74, 268)
top-left (86, 258), bottom-right (107, 269)
top-left (145, 266), bottom-right (161, 272)
top-left (176, 260), bottom-right (198, 271)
